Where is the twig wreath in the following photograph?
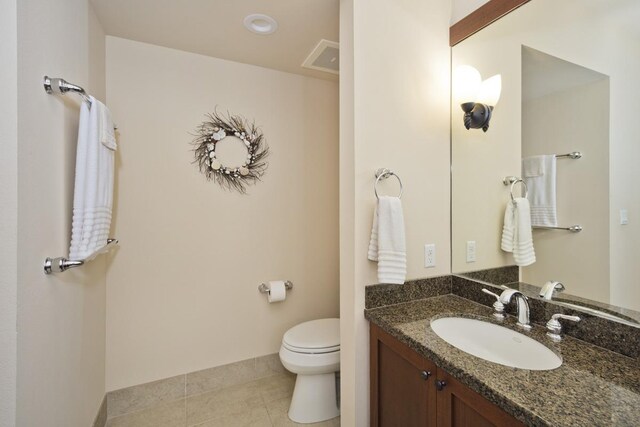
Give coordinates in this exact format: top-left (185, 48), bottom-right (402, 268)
top-left (192, 111), bottom-right (269, 194)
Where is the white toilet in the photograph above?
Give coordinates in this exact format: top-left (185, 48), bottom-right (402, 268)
top-left (279, 318), bottom-right (340, 424)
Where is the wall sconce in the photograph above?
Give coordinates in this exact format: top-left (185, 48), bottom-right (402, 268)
top-left (453, 65), bottom-right (502, 132)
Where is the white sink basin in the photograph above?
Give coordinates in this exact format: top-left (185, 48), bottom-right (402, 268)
top-left (430, 317), bottom-right (561, 370)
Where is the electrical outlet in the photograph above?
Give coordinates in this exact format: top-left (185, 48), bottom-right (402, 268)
top-left (466, 241), bottom-right (476, 263)
top-left (424, 244), bottom-right (436, 268)
top-left (620, 209), bottom-right (629, 225)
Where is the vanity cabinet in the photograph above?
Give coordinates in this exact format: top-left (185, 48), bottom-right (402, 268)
top-left (370, 324), bottom-right (525, 427)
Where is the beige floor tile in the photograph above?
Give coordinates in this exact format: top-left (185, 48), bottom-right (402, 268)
top-left (255, 373), bottom-right (296, 404)
top-left (106, 399), bottom-right (185, 427)
top-left (187, 358), bottom-right (257, 397)
top-left (266, 397), bottom-right (340, 427)
top-left (189, 406), bottom-right (272, 427)
top-left (255, 353), bottom-right (287, 379)
top-left (187, 380), bottom-right (264, 425)
top-left (107, 375), bottom-right (185, 418)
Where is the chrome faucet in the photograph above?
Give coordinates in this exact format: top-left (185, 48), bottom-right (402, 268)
top-left (546, 313), bottom-right (580, 341)
top-left (539, 281), bottom-right (565, 300)
top-left (499, 288), bottom-right (531, 330)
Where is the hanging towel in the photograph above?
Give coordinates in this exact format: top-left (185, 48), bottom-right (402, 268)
top-left (368, 196), bottom-right (406, 284)
top-left (69, 96), bottom-right (117, 260)
top-left (501, 198), bottom-right (536, 267)
top-left (523, 155), bottom-right (557, 227)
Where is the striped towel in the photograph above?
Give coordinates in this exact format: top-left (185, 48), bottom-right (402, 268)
top-left (368, 196), bottom-right (406, 284)
top-left (501, 198), bottom-right (536, 267)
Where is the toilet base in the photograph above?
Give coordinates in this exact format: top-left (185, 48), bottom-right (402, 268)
top-left (288, 372), bottom-right (340, 424)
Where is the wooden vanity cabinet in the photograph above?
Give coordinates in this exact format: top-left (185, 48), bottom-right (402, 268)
top-left (370, 324), bottom-right (525, 427)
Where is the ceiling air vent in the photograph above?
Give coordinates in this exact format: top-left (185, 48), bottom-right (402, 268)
top-left (302, 40), bottom-right (339, 75)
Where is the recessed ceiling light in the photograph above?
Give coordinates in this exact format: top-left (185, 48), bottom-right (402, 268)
top-left (243, 14), bottom-right (278, 35)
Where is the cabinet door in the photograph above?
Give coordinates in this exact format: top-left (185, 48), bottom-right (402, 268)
top-left (370, 324), bottom-right (437, 427)
top-left (435, 369), bottom-right (525, 427)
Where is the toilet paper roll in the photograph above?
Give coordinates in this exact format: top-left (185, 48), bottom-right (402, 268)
top-left (267, 280), bottom-right (287, 303)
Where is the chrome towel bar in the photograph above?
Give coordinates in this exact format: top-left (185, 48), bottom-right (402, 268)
top-left (43, 75), bottom-right (118, 129)
top-left (533, 225), bottom-right (583, 232)
top-left (44, 238), bottom-right (118, 274)
top-left (555, 151), bottom-right (582, 159)
top-left (44, 76), bottom-right (91, 104)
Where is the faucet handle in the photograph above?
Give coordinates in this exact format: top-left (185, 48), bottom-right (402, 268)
top-left (482, 288), bottom-right (505, 320)
top-left (546, 313), bottom-right (581, 342)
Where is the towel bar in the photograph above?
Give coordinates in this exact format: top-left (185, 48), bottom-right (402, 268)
top-left (44, 75), bottom-right (117, 129)
top-left (555, 151), bottom-right (582, 159)
top-left (44, 238), bottom-right (118, 274)
top-left (533, 225), bottom-right (582, 232)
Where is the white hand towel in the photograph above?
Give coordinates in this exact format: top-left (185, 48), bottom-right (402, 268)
top-left (500, 201), bottom-right (515, 252)
top-left (523, 155), bottom-right (557, 227)
top-left (69, 97), bottom-right (117, 260)
top-left (501, 198), bottom-right (536, 267)
top-left (368, 196), bottom-right (406, 284)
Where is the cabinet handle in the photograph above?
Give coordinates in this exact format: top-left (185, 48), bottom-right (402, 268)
top-left (420, 370), bottom-right (431, 380)
top-left (436, 380), bottom-right (447, 391)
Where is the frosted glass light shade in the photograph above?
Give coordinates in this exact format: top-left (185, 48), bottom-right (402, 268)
top-left (453, 65), bottom-right (482, 105)
top-left (477, 74), bottom-right (502, 106)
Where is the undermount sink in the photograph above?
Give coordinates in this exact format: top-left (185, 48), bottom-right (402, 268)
top-left (430, 317), bottom-right (561, 371)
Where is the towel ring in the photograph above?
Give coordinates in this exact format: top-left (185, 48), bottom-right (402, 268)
top-left (374, 168), bottom-right (403, 200)
top-left (510, 179), bottom-right (528, 202)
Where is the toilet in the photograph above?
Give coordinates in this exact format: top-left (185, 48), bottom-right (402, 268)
top-left (279, 318), bottom-right (340, 424)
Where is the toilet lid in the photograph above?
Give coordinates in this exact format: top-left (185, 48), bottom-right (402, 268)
top-left (283, 318), bottom-right (340, 354)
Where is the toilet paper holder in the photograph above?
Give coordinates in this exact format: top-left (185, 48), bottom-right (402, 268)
top-left (258, 281), bottom-right (294, 294)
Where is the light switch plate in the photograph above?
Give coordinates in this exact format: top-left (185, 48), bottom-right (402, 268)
top-left (620, 209), bottom-right (629, 225)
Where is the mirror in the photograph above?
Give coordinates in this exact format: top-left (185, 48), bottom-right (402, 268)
top-left (451, 0), bottom-right (640, 324)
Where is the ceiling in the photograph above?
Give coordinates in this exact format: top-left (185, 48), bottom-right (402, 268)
top-left (91, 0), bottom-right (339, 81)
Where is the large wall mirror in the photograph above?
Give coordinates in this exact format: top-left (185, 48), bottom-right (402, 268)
top-left (451, 0), bottom-right (640, 324)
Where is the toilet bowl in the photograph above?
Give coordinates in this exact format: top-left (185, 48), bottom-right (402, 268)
top-left (279, 318), bottom-right (340, 424)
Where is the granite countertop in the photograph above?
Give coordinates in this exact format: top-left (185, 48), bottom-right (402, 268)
top-left (365, 294), bottom-right (640, 427)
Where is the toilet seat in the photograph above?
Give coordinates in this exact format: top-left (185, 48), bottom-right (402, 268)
top-left (282, 318), bottom-right (340, 354)
top-left (282, 342), bottom-right (340, 354)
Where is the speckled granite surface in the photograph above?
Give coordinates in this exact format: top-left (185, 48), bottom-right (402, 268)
top-left (457, 265), bottom-right (519, 285)
top-left (365, 275), bottom-right (451, 309)
top-left (452, 275), bottom-right (640, 359)
top-left (365, 295), bottom-right (640, 427)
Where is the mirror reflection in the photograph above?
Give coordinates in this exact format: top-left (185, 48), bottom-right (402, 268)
top-left (451, 0), bottom-right (640, 322)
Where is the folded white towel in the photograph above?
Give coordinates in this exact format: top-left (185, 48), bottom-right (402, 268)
top-left (69, 96), bottom-right (117, 260)
top-left (368, 196), bottom-right (406, 284)
top-left (501, 198), bottom-right (536, 267)
top-left (523, 155), bottom-right (557, 227)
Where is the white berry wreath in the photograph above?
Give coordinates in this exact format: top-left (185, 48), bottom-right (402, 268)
top-left (192, 111), bottom-right (269, 193)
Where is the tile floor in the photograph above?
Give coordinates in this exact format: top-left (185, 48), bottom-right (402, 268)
top-left (105, 372), bottom-right (340, 427)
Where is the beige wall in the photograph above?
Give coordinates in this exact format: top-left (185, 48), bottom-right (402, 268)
top-left (521, 80), bottom-right (610, 303)
top-left (451, 38), bottom-right (521, 272)
top-left (105, 37), bottom-right (339, 391)
top-left (340, 0), bottom-right (452, 424)
top-left (15, 1), bottom-right (107, 426)
top-left (451, 0), bottom-right (489, 24)
top-left (451, 0), bottom-right (640, 311)
top-left (0, 0), bottom-right (18, 425)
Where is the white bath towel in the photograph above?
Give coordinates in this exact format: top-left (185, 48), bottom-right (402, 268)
top-left (69, 96), bottom-right (117, 260)
top-left (501, 198), bottom-right (536, 267)
top-left (368, 196), bottom-right (406, 284)
top-left (523, 155), bottom-right (557, 227)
